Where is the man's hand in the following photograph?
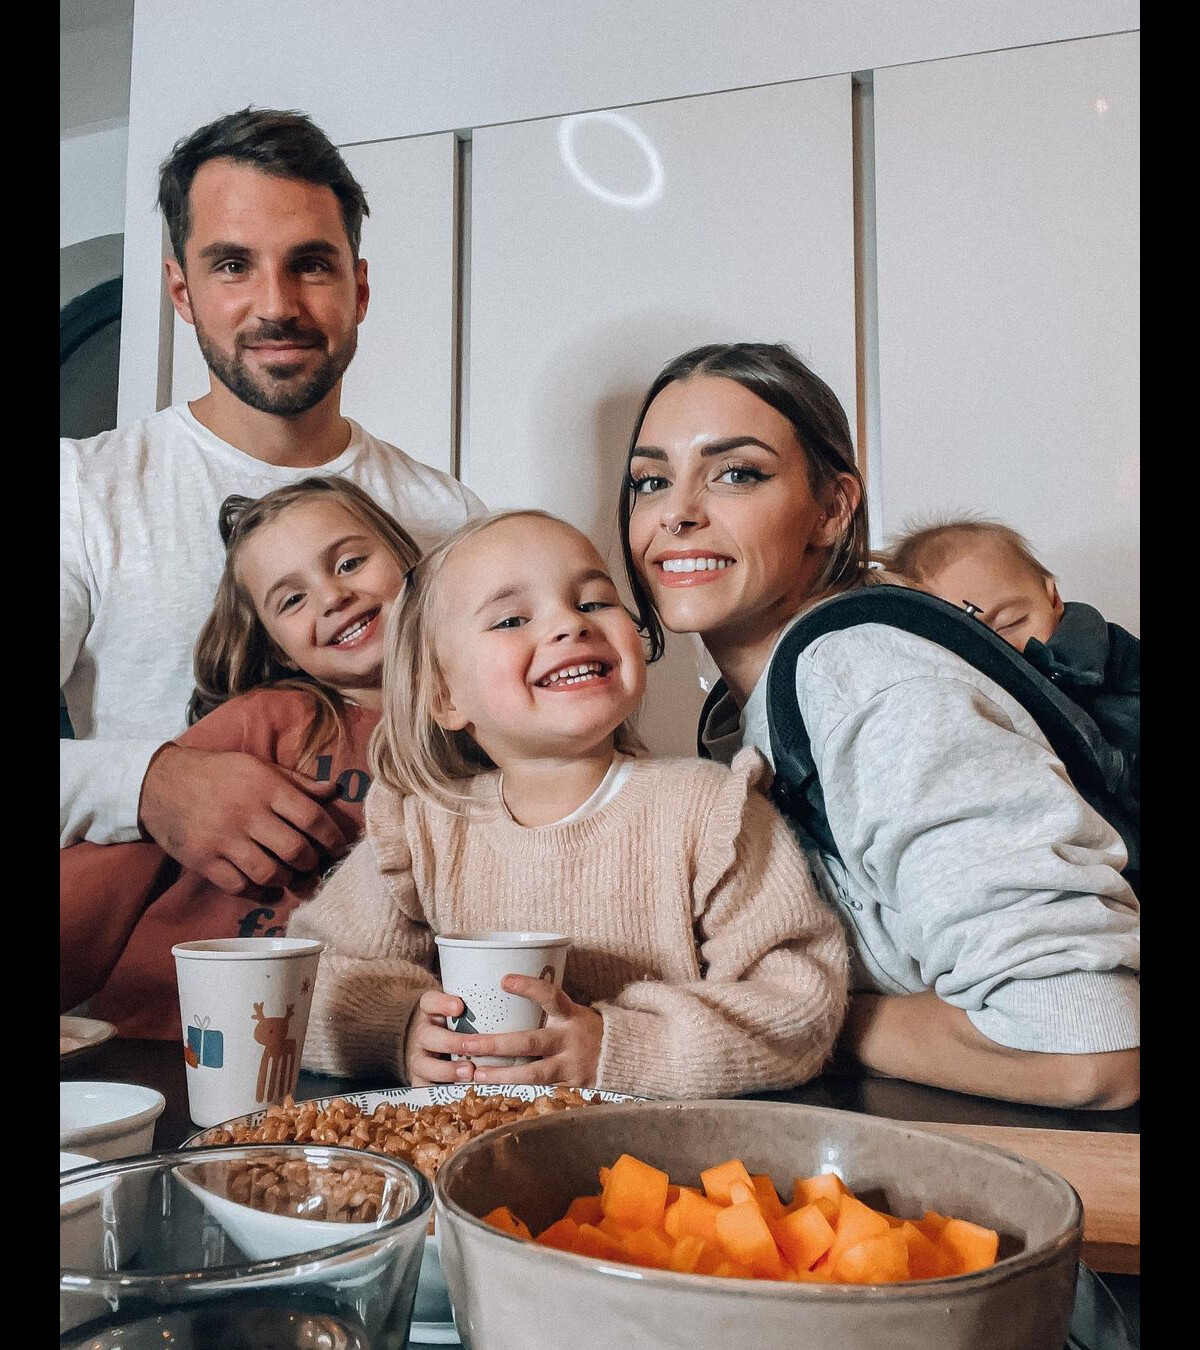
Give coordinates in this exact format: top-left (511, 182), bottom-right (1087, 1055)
top-left (137, 743), bottom-right (347, 895)
top-left (459, 975), bottom-right (604, 1088)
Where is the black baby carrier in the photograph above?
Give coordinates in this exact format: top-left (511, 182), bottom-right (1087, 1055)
top-left (698, 586), bottom-right (1140, 895)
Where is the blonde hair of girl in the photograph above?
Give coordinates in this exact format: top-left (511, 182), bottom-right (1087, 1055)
top-left (190, 476), bottom-right (422, 771)
top-left (369, 509), bottom-right (645, 809)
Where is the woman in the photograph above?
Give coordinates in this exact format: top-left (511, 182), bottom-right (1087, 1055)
top-left (618, 342), bottom-right (1138, 1109)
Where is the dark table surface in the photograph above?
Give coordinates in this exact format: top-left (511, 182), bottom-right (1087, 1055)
top-left (61, 1036), bottom-right (1140, 1153)
top-left (62, 1038), bottom-right (1141, 1343)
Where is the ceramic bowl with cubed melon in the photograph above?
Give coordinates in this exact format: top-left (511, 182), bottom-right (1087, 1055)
top-left (435, 1099), bottom-right (1082, 1350)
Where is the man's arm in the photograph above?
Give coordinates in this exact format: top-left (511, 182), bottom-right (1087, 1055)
top-left (60, 738), bottom-right (171, 847)
top-left (838, 990), bottom-right (1140, 1110)
top-left (136, 700), bottom-right (349, 897)
top-left (59, 441), bottom-right (162, 846)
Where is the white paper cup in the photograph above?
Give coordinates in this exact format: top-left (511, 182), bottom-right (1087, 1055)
top-left (434, 931), bottom-right (570, 1066)
top-left (172, 938), bottom-right (324, 1127)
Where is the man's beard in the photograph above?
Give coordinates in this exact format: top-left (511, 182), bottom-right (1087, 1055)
top-left (194, 319), bottom-right (358, 417)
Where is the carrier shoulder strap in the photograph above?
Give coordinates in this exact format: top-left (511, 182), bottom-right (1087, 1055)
top-left (765, 585), bottom-right (1138, 872)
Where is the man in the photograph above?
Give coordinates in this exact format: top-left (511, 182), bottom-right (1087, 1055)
top-left (61, 107), bottom-right (485, 897)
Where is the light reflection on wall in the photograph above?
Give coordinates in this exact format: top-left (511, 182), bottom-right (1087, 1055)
top-left (557, 110), bottom-right (664, 210)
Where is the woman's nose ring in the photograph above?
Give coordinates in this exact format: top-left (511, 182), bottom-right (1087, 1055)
top-left (665, 522), bottom-right (683, 536)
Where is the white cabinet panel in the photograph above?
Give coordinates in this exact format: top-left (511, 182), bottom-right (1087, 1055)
top-left (874, 34), bottom-right (1139, 631)
top-left (172, 133), bottom-right (457, 476)
top-left (467, 78), bottom-right (856, 754)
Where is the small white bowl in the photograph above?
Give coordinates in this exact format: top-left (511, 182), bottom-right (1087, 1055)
top-left (59, 1150), bottom-right (98, 1173)
top-left (59, 1082), bottom-right (166, 1161)
top-left (174, 1166), bottom-right (379, 1262)
top-left (59, 1150), bottom-right (110, 1278)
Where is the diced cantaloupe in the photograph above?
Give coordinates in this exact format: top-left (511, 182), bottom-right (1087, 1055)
top-left (833, 1230), bottom-right (910, 1284)
top-left (621, 1225), bottom-right (674, 1270)
top-left (714, 1198), bottom-right (786, 1278)
top-left (667, 1233), bottom-right (712, 1274)
top-left (531, 1155), bottom-right (1001, 1287)
top-left (481, 1205), bottom-right (532, 1240)
top-left (898, 1221), bottom-right (956, 1279)
top-left (565, 1194), bottom-right (604, 1226)
top-left (771, 1201), bottom-right (836, 1272)
top-left (700, 1158), bottom-right (755, 1205)
top-left (574, 1222), bottom-right (627, 1261)
top-left (790, 1171), bottom-right (847, 1210)
top-left (937, 1217), bottom-right (1000, 1274)
top-left (728, 1180), bottom-right (757, 1208)
top-left (664, 1188), bottom-right (722, 1244)
top-left (534, 1217), bottom-right (580, 1251)
top-left (826, 1192), bottom-right (892, 1269)
top-left (602, 1153), bottom-right (671, 1229)
top-left (750, 1174), bottom-right (786, 1222)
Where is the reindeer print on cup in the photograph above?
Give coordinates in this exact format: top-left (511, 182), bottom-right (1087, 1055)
top-left (172, 937), bottom-right (324, 1127)
top-left (252, 1002), bottom-right (298, 1103)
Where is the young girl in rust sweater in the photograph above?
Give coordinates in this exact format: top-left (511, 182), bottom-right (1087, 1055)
top-left (60, 477), bottom-right (421, 1038)
top-left (289, 510), bottom-right (848, 1099)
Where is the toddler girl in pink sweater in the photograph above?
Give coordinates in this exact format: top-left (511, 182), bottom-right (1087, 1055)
top-left (289, 510), bottom-right (847, 1098)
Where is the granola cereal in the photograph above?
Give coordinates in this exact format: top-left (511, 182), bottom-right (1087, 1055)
top-left (200, 1086), bottom-right (604, 1184)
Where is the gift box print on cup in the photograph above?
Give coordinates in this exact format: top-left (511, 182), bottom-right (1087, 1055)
top-left (434, 931), bottom-right (570, 1067)
top-left (184, 1016), bottom-right (223, 1069)
top-left (172, 938), bottom-right (323, 1127)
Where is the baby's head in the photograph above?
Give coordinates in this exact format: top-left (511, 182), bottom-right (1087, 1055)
top-left (191, 476), bottom-right (421, 725)
top-left (371, 510), bottom-right (647, 804)
top-left (885, 517), bottom-right (1064, 651)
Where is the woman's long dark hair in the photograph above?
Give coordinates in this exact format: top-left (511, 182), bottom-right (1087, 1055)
top-left (617, 341), bottom-right (870, 661)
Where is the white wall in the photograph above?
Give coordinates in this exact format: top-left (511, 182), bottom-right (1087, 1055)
top-left (465, 77), bottom-right (858, 753)
top-left (61, 123), bottom-right (129, 252)
top-left (61, 0), bottom-right (133, 252)
top-left (873, 34), bottom-right (1139, 632)
top-left (101, 1), bottom-right (1139, 663)
top-left (118, 0), bottom-right (1140, 422)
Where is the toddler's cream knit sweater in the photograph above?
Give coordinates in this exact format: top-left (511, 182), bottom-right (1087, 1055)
top-left (290, 749), bottom-right (849, 1099)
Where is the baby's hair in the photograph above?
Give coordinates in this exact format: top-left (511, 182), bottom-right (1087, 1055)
top-left (189, 476), bottom-right (422, 770)
top-left (370, 509), bottom-right (644, 810)
top-left (879, 514), bottom-right (1054, 586)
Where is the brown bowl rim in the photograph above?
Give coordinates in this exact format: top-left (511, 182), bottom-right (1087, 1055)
top-left (435, 1098), bottom-right (1083, 1301)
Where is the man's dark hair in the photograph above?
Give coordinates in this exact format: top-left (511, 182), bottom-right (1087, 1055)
top-left (157, 107), bottom-right (370, 265)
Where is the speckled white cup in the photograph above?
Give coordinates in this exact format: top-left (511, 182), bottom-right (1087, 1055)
top-left (434, 931), bottom-right (570, 1066)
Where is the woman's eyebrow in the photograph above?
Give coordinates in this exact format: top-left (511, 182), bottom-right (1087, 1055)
top-left (630, 436), bottom-right (779, 461)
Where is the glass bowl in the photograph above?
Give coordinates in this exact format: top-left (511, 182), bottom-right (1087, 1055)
top-left (59, 1142), bottom-right (432, 1349)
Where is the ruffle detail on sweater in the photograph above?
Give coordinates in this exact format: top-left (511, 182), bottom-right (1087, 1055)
top-left (690, 746), bottom-right (774, 906)
top-left (364, 781), bottom-right (417, 873)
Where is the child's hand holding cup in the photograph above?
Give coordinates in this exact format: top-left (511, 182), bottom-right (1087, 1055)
top-left (433, 931), bottom-right (570, 1066)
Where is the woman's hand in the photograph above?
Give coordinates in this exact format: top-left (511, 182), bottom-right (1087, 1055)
top-left (457, 975), bottom-right (604, 1088)
top-left (404, 989), bottom-right (479, 1086)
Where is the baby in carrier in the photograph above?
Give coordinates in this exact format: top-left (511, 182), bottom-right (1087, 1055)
top-left (881, 515), bottom-right (1139, 814)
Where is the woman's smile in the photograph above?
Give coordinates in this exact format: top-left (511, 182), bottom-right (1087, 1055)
top-left (651, 550), bottom-right (736, 585)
